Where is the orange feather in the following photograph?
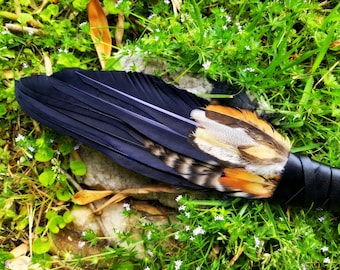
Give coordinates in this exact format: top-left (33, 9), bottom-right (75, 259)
top-left (205, 105), bottom-right (291, 150)
top-left (219, 168), bottom-right (275, 198)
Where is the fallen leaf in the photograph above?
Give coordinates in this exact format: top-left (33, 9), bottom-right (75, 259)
top-left (115, 12), bottom-right (124, 47)
top-left (94, 185), bottom-right (179, 213)
top-left (88, 0), bottom-right (112, 68)
top-left (74, 190), bottom-right (114, 205)
top-left (133, 201), bottom-right (166, 216)
top-left (10, 243), bottom-right (28, 257)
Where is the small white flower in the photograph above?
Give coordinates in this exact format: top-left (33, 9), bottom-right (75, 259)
top-left (185, 226), bottom-right (190, 231)
top-left (73, 144), bottom-right (80, 150)
top-left (15, 134), bottom-right (25, 142)
top-left (184, 212), bottom-right (190, 218)
top-left (323, 257), bottom-right (331, 264)
top-left (154, 36), bottom-right (159, 42)
top-left (225, 15), bottom-right (231, 23)
top-left (79, 21), bottom-right (87, 27)
top-left (1, 28), bottom-right (10, 35)
top-left (301, 263), bottom-right (307, 270)
top-left (318, 216), bottom-right (325, 222)
top-left (164, 0), bottom-right (170, 4)
top-left (190, 236), bottom-right (194, 241)
top-left (245, 45), bottom-right (251, 51)
top-left (78, 241), bottom-right (85, 248)
top-left (115, 0), bottom-right (123, 7)
top-left (222, 25), bottom-right (228, 30)
top-left (235, 22), bottom-right (243, 33)
top-left (27, 146), bottom-right (35, 152)
top-left (174, 231), bottom-right (179, 240)
top-left (147, 250), bottom-right (153, 257)
top-left (123, 203), bottom-right (131, 211)
top-left (242, 67), bottom-right (255, 72)
top-left (202, 61), bottom-right (211, 70)
top-left (192, 226), bottom-right (205, 236)
top-left (144, 267), bottom-right (151, 270)
top-left (22, 62), bottom-right (28, 68)
top-left (178, 205), bottom-right (186, 211)
top-left (147, 230), bottom-right (152, 240)
top-left (148, 13), bottom-right (156, 20)
top-left (321, 246), bottom-right (329, 252)
top-left (175, 260), bottom-right (182, 270)
top-left (214, 216), bottom-right (224, 221)
top-left (175, 195), bottom-right (183, 202)
top-left (254, 236), bottom-right (261, 249)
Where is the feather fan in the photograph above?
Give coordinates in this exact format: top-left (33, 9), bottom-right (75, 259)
top-left (15, 69), bottom-right (340, 208)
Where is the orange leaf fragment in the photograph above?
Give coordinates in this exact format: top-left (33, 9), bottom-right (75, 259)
top-left (87, 0), bottom-right (112, 69)
top-left (74, 189), bottom-right (114, 205)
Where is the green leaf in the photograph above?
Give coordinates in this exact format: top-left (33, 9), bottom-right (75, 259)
top-left (38, 169), bottom-right (55, 187)
top-left (34, 147), bottom-right (54, 162)
top-left (56, 188), bottom-right (72, 201)
top-left (39, 4), bottom-right (59, 22)
top-left (0, 249), bottom-right (13, 267)
top-left (56, 53), bottom-right (82, 68)
top-left (17, 13), bottom-right (33, 25)
top-left (70, 160), bottom-right (87, 176)
top-left (115, 261), bottom-right (134, 270)
top-left (103, 0), bottom-right (120, 14)
top-left (19, 0), bottom-right (30, 6)
top-left (48, 215), bottom-right (65, 234)
top-left (63, 211), bottom-right (74, 224)
top-left (0, 103), bottom-right (7, 117)
top-left (73, 0), bottom-right (90, 11)
top-left (58, 143), bottom-right (74, 156)
top-left (32, 238), bottom-right (51, 254)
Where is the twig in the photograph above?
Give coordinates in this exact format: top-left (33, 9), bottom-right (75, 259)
top-left (5, 23), bottom-right (40, 35)
top-left (61, 169), bottom-right (113, 245)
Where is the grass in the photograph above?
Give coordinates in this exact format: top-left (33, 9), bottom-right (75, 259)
top-left (1, 0), bottom-right (340, 269)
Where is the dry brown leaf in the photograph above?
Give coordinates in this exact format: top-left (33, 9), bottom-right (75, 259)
top-left (94, 185), bottom-right (179, 213)
top-left (43, 53), bottom-right (52, 76)
top-left (171, 0), bottom-right (182, 15)
top-left (10, 243), bottom-right (28, 257)
top-left (133, 201), bottom-right (165, 216)
top-left (74, 190), bottom-right (114, 205)
top-left (88, 0), bottom-right (112, 69)
top-left (115, 12), bottom-right (125, 47)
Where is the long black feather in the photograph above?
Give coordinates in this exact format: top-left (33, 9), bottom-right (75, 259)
top-left (15, 68), bottom-right (220, 190)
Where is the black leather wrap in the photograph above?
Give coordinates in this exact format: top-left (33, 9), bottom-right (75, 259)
top-left (272, 153), bottom-right (340, 209)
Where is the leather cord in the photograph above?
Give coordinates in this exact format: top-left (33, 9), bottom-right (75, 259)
top-left (272, 153), bottom-right (339, 209)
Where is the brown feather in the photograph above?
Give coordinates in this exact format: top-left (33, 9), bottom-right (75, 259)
top-left (219, 168), bottom-right (275, 197)
top-left (205, 105), bottom-right (291, 152)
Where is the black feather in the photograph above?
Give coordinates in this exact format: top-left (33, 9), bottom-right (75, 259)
top-left (15, 68), bottom-right (217, 190)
